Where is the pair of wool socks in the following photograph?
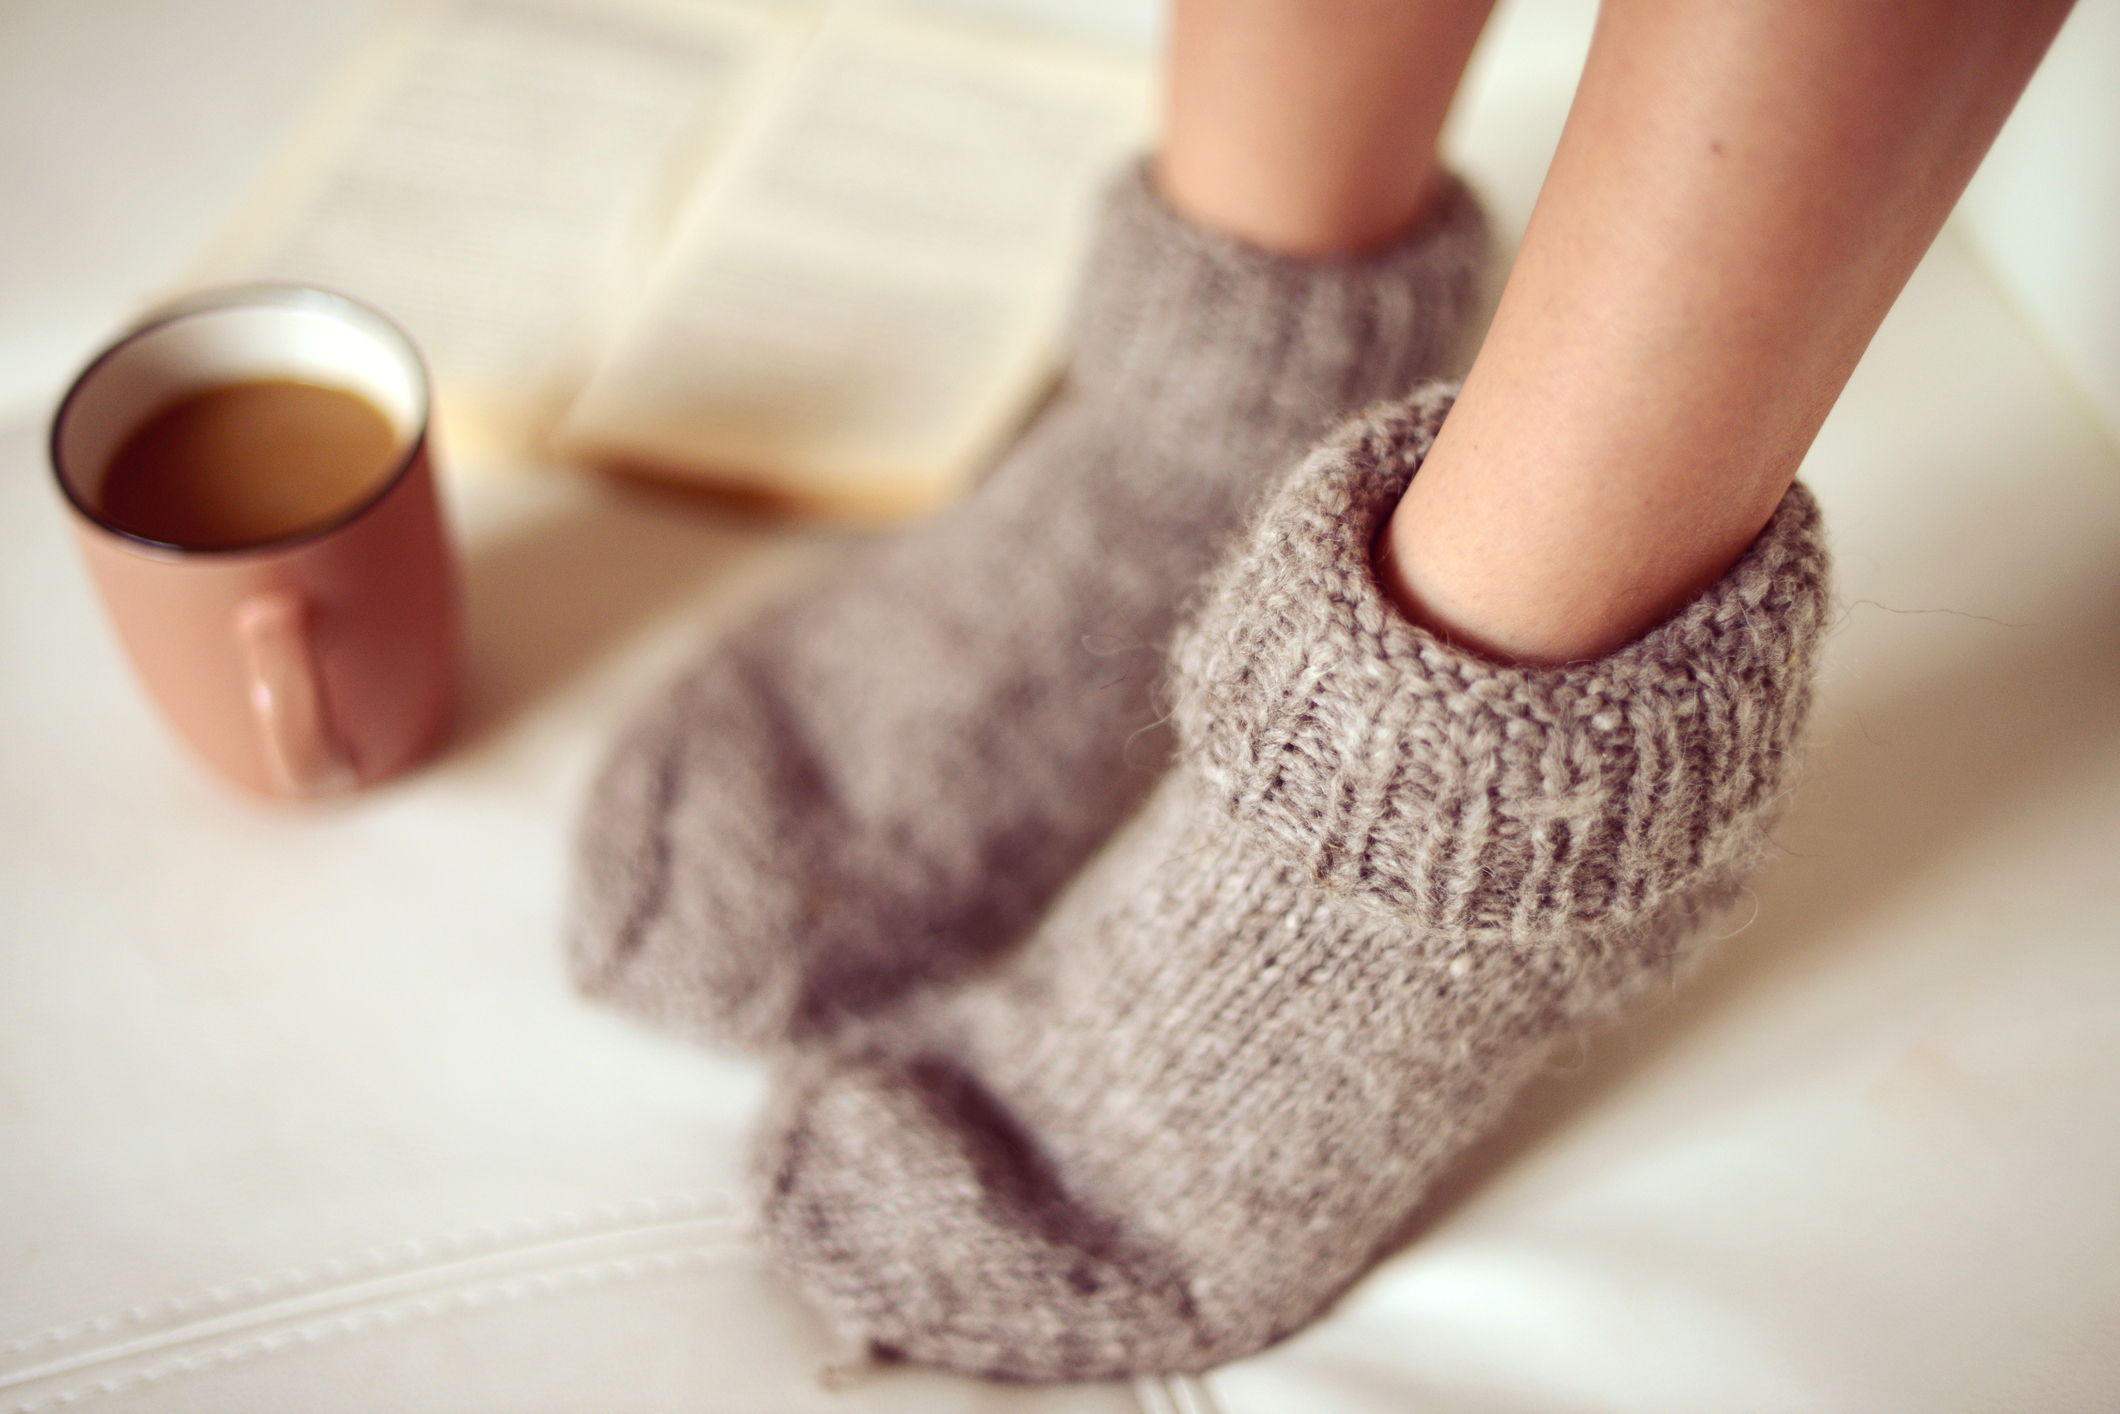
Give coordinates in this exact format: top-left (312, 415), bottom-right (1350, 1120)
top-left (569, 169), bottom-right (1832, 1379)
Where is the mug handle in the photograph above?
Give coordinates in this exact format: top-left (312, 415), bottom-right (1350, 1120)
top-left (235, 591), bottom-right (359, 797)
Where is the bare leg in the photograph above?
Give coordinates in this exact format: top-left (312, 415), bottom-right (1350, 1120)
top-left (1381, 0), bottom-right (2075, 664)
top-left (1158, 0), bottom-right (1497, 256)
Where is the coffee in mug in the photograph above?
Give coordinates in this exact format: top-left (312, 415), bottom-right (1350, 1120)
top-left (96, 378), bottom-right (401, 550)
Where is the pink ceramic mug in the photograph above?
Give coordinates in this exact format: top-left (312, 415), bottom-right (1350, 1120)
top-left (51, 285), bottom-right (459, 799)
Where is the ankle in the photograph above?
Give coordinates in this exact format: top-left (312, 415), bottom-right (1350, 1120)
top-left (1151, 151), bottom-right (1453, 259)
top-left (1375, 408), bottom-right (1795, 667)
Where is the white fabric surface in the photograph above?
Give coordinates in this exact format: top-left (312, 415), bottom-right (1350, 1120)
top-left (6, 2), bottom-right (2119, 1411)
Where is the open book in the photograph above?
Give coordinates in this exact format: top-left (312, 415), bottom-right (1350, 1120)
top-left (194, 0), bottom-right (1153, 516)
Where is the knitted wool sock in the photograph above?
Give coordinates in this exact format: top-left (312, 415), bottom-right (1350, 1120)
top-left (568, 165), bottom-right (1488, 1050)
top-left (755, 383), bottom-right (1833, 1380)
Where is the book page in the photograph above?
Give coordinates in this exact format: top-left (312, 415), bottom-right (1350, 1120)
top-left (195, 0), bottom-right (808, 459)
top-left (554, 6), bottom-right (1153, 515)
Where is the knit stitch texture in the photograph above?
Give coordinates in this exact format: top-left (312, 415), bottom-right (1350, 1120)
top-left (568, 165), bottom-right (1489, 1050)
top-left (756, 383), bottom-right (1832, 1379)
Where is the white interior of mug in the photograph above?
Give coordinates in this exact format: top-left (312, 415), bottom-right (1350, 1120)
top-left (53, 287), bottom-right (428, 515)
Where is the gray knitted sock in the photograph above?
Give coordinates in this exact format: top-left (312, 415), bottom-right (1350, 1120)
top-left (755, 383), bottom-right (1833, 1380)
top-left (568, 165), bottom-right (1488, 1050)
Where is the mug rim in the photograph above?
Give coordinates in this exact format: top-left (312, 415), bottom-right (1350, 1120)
top-left (49, 283), bottom-right (435, 559)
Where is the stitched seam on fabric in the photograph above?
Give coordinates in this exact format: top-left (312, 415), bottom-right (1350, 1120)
top-left (2, 1235), bottom-right (749, 1414)
top-left (1139, 1374), bottom-right (1224, 1414)
top-left (0, 1192), bottom-right (731, 1369)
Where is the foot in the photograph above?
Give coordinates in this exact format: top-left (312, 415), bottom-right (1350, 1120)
top-left (568, 164), bottom-right (1489, 1050)
top-left (754, 384), bottom-right (1832, 1378)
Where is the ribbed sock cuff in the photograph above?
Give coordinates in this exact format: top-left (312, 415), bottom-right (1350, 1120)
top-left (1172, 383), bottom-right (1833, 944)
top-left (1065, 162), bottom-right (1490, 456)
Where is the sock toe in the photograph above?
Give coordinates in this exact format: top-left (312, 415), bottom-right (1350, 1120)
top-left (568, 637), bottom-right (839, 1049)
top-left (756, 1049), bottom-right (1238, 1380)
